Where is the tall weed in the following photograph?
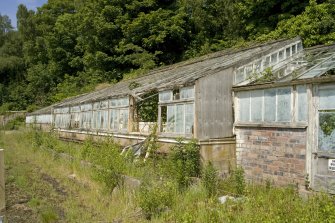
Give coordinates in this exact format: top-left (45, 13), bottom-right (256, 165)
top-left (169, 138), bottom-right (200, 190)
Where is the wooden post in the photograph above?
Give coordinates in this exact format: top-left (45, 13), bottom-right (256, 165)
top-left (0, 149), bottom-right (5, 211)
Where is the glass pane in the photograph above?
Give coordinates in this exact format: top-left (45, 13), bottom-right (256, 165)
top-left (185, 104), bottom-right (194, 134)
top-left (235, 68), bottom-right (245, 84)
top-left (110, 109), bottom-right (118, 130)
top-left (264, 56), bottom-right (270, 67)
top-left (245, 65), bottom-right (253, 79)
top-left (250, 90), bottom-right (263, 122)
top-left (159, 91), bottom-right (171, 102)
top-left (297, 42), bottom-right (303, 51)
top-left (176, 104), bottom-right (185, 133)
top-left (318, 112), bottom-right (335, 151)
top-left (110, 97), bottom-right (129, 107)
top-left (101, 100), bottom-right (108, 109)
top-left (120, 109), bottom-right (129, 130)
top-left (71, 106), bottom-right (80, 112)
top-left (167, 105), bottom-right (175, 132)
top-left (297, 85), bottom-right (308, 122)
top-left (319, 87), bottom-right (335, 109)
top-left (180, 87), bottom-right (194, 99)
top-left (239, 91), bottom-right (250, 122)
top-left (277, 88), bottom-right (291, 122)
top-left (94, 102), bottom-right (100, 109)
top-left (271, 53), bottom-right (278, 64)
top-left (96, 111), bottom-right (101, 129)
top-left (254, 60), bottom-right (262, 73)
top-left (292, 45), bottom-right (296, 54)
top-left (92, 111), bottom-right (97, 129)
top-left (286, 47), bottom-right (291, 58)
top-left (279, 50), bottom-right (284, 61)
top-left (100, 110), bottom-right (108, 129)
top-left (81, 104), bottom-right (92, 111)
top-left (264, 89), bottom-right (276, 122)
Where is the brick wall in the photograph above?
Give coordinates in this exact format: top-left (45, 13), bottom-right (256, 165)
top-left (235, 127), bottom-right (306, 187)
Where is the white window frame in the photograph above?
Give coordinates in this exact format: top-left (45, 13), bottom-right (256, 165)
top-left (236, 87), bottom-right (294, 123)
top-left (109, 96), bottom-right (130, 132)
top-left (234, 40), bottom-right (303, 85)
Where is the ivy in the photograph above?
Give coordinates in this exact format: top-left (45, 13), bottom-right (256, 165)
top-left (319, 113), bottom-right (335, 136)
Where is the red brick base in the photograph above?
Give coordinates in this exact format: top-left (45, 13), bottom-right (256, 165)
top-left (235, 127), bottom-right (306, 187)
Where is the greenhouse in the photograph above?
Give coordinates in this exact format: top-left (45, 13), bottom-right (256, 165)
top-left (26, 37), bottom-right (335, 192)
top-left (233, 44), bottom-right (335, 193)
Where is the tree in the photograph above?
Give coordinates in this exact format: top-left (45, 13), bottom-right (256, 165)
top-left (258, 0), bottom-right (335, 46)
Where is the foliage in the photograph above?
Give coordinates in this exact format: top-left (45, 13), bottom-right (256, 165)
top-left (249, 67), bottom-right (275, 83)
top-left (143, 123), bottom-right (159, 161)
top-left (319, 112), bottom-right (335, 136)
top-left (259, 0), bottom-right (335, 46)
top-left (201, 161), bottom-right (219, 198)
top-left (169, 138), bottom-right (200, 189)
top-left (2, 116), bottom-right (25, 130)
top-left (220, 167), bottom-right (246, 196)
top-left (80, 137), bottom-right (126, 193)
top-left (138, 180), bottom-right (176, 220)
top-left (136, 91), bottom-right (159, 122)
top-left (0, 0), bottom-right (334, 110)
top-left (2, 130), bottom-right (335, 222)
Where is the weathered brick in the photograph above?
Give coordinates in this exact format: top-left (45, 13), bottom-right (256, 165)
top-left (236, 127), bottom-right (307, 187)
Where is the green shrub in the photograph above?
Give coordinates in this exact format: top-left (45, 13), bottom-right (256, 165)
top-left (234, 167), bottom-right (246, 196)
top-left (201, 162), bottom-right (219, 198)
top-left (169, 139), bottom-right (200, 190)
top-left (81, 137), bottom-right (126, 193)
top-left (3, 116), bottom-right (25, 130)
top-left (138, 180), bottom-right (176, 220)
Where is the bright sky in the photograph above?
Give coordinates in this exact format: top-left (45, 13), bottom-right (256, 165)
top-left (0, 0), bottom-right (47, 28)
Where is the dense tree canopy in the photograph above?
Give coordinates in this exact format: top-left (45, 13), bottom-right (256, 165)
top-left (0, 0), bottom-right (334, 112)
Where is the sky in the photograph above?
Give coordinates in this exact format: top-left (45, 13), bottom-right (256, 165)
top-left (0, 0), bottom-right (47, 28)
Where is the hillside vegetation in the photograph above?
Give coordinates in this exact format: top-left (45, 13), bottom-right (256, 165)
top-left (0, 0), bottom-right (335, 111)
top-left (0, 129), bottom-right (335, 222)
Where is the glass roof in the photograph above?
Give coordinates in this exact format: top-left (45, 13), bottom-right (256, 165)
top-left (274, 46), bottom-right (335, 82)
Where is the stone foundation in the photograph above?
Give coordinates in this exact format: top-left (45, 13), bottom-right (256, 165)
top-left (200, 139), bottom-right (236, 177)
top-left (235, 127), bottom-right (307, 187)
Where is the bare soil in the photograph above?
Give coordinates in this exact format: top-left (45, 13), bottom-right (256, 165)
top-left (0, 166), bottom-right (68, 223)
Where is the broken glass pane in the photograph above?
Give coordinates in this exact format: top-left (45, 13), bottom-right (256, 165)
top-left (318, 112), bottom-right (335, 151)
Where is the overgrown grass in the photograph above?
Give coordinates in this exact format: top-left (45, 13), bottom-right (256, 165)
top-left (1, 129), bottom-right (335, 222)
top-left (0, 116), bottom-right (25, 130)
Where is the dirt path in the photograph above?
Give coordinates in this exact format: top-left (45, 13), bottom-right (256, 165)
top-left (1, 168), bottom-right (38, 223)
top-left (0, 164), bottom-right (69, 222)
